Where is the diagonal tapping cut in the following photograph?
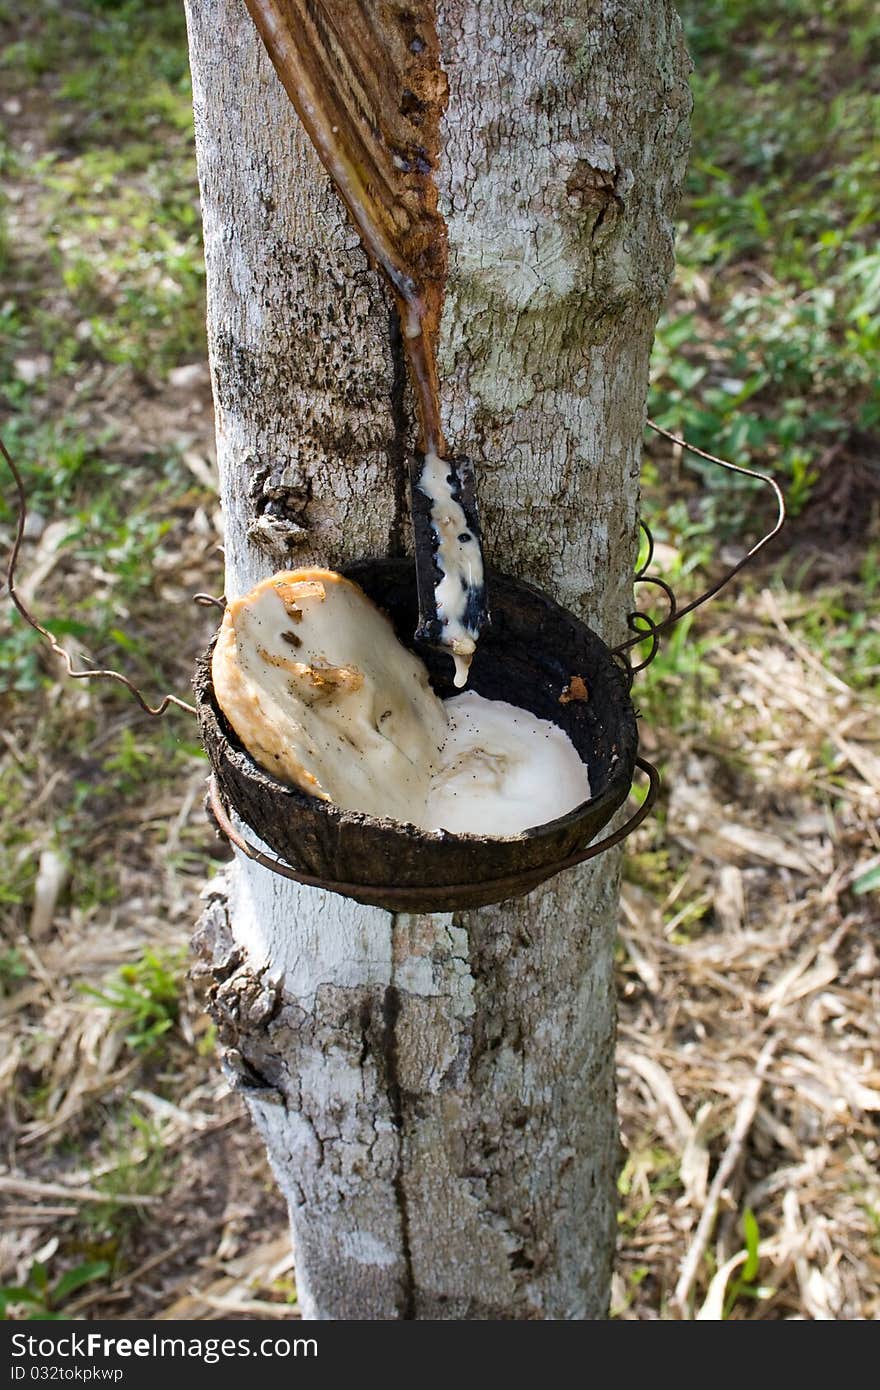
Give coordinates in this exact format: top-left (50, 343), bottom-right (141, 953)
top-left (241, 0), bottom-right (489, 675)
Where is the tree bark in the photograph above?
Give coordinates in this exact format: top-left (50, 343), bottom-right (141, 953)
top-left (185, 0), bottom-right (690, 1320)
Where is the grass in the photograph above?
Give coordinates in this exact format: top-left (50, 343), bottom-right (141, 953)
top-left (635, 612), bottom-right (726, 733)
top-left (721, 1208), bottom-right (775, 1319)
top-left (617, 1144), bottom-right (683, 1235)
top-left (0, 0), bottom-right (219, 946)
top-left (0, 0), bottom-right (210, 696)
top-left (649, 0), bottom-right (880, 534)
top-left (0, 1258), bottom-right (110, 1321)
top-left (81, 1109), bottom-right (176, 1252)
top-left (82, 946), bottom-right (186, 1055)
top-left (0, 0), bottom-right (202, 389)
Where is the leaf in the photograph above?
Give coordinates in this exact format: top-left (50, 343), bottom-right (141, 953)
top-left (741, 1207), bottom-right (761, 1283)
top-left (51, 1261), bottom-right (111, 1306)
top-left (49, 619), bottom-right (91, 638)
top-left (0, 1287), bottom-right (43, 1308)
top-left (853, 863), bottom-right (880, 895)
top-left (109, 626), bottom-right (139, 653)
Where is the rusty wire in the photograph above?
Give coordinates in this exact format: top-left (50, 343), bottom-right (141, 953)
top-left (4, 414), bottom-right (784, 730)
top-left (612, 419), bottom-right (787, 667)
top-left (1, 433), bottom-right (199, 717)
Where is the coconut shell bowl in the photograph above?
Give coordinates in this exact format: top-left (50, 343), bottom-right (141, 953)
top-left (195, 558), bottom-right (657, 914)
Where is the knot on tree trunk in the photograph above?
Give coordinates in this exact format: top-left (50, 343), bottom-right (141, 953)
top-left (191, 884), bottom-right (288, 1097)
top-left (565, 155), bottom-right (630, 242)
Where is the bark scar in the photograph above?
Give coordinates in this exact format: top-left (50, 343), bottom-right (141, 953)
top-left (386, 305), bottom-right (411, 557)
top-left (565, 157), bottom-right (628, 241)
top-left (382, 979), bottom-right (416, 1319)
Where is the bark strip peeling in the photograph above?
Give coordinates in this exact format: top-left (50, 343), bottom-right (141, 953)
top-left (242, 0), bottom-right (449, 451)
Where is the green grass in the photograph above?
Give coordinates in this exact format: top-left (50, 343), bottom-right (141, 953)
top-left (66, 1107), bottom-right (178, 1269)
top-left (636, 0), bottom-right (880, 767)
top-left (0, 0), bottom-right (210, 700)
top-left (0, 1257), bottom-right (110, 1321)
top-left (0, 946), bottom-right (30, 994)
top-left (0, 1), bottom-right (212, 935)
top-left (82, 946), bottom-right (186, 1054)
top-left (0, 0), bottom-right (202, 383)
top-left (617, 1143), bottom-right (683, 1235)
top-left (635, 611), bottom-right (727, 733)
top-left (721, 1207), bottom-right (776, 1318)
top-left (776, 549), bottom-right (880, 690)
top-left (0, 707), bottom-right (207, 928)
top-left (649, 0), bottom-right (880, 528)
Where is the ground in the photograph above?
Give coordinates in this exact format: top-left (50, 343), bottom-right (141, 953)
top-left (0, 0), bottom-right (878, 1320)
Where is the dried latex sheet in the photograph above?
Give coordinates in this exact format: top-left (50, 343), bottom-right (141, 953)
top-left (212, 570), bottom-right (447, 823)
top-left (213, 570), bottom-right (592, 835)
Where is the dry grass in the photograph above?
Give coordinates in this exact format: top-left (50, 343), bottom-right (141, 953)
top-left (615, 586), bottom-right (880, 1319)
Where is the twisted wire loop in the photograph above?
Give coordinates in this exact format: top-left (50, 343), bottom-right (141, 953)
top-left (615, 520), bottom-right (681, 679)
top-left (613, 418), bottom-right (787, 668)
top-left (207, 758), bottom-right (661, 903)
top-left (2, 433), bottom-right (199, 718)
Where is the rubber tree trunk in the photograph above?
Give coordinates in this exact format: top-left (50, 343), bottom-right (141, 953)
top-left (185, 0), bottom-right (690, 1320)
